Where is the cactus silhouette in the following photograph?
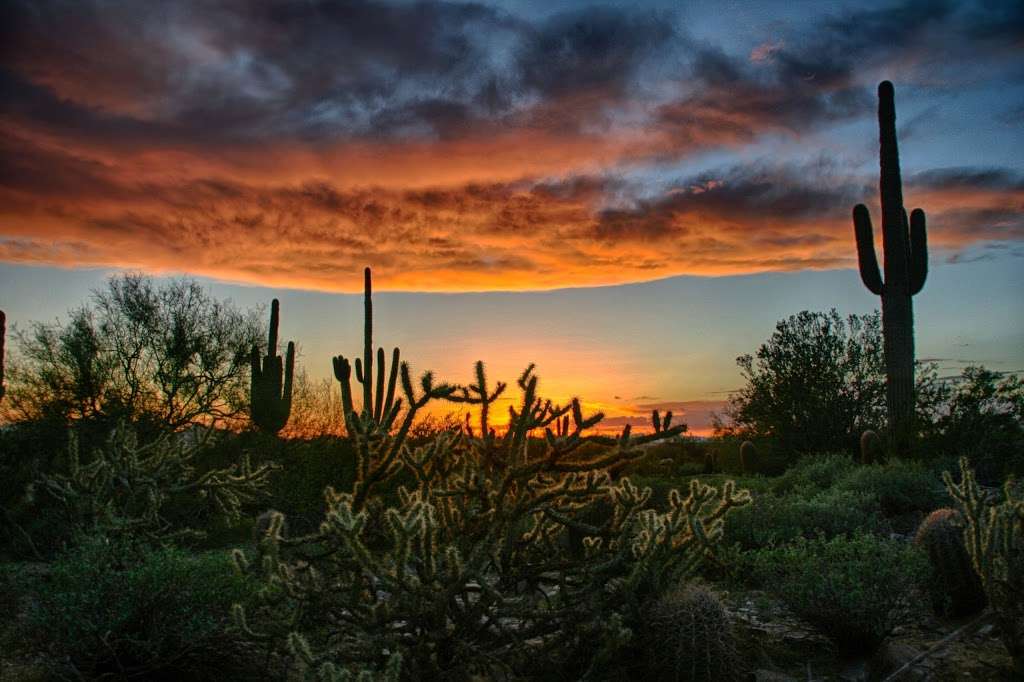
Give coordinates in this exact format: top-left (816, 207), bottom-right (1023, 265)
top-left (853, 81), bottom-right (928, 458)
top-left (250, 299), bottom-right (295, 434)
top-left (0, 309), bottom-right (5, 403)
top-left (332, 267), bottom-right (404, 436)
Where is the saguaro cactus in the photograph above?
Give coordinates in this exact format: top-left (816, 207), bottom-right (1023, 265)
top-left (250, 299), bottom-right (295, 434)
top-left (0, 309), bottom-right (5, 402)
top-left (853, 81), bottom-right (928, 457)
top-left (332, 268), bottom-right (402, 435)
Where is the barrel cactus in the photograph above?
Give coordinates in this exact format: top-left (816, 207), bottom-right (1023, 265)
top-left (860, 430), bottom-right (882, 465)
top-left (739, 441), bottom-right (756, 474)
top-left (853, 81), bottom-right (929, 458)
top-left (645, 585), bottom-right (742, 681)
top-left (250, 299), bottom-right (295, 434)
top-left (913, 508), bottom-right (986, 617)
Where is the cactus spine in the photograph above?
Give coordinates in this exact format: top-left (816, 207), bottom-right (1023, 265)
top-left (913, 508), bottom-right (986, 617)
top-left (0, 309), bottom-right (5, 403)
top-left (853, 81), bottom-right (928, 458)
top-left (250, 299), bottom-right (295, 434)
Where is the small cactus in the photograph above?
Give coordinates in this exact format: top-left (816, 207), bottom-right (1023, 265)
top-left (739, 441), bottom-right (756, 474)
top-left (0, 309), bottom-right (5, 403)
top-left (703, 452), bottom-right (716, 475)
top-left (914, 508), bottom-right (986, 617)
top-left (860, 430), bottom-right (882, 465)
top-left (645, 585), bottom-right (742, 681)
top-left (250, 299), bottom-right (295, 434)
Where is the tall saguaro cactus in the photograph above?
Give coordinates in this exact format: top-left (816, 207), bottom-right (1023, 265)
top-left (0, 309), bottom-right (6, 403)
top-left (853, 81), bottom-right (928, 457)
top-left (250, 299), bottom-right (295, 434)
top-left (332, 268), bottom-right (403, 435)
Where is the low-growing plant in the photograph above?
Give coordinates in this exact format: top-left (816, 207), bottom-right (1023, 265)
top-left (20, 535), bottom-right (258, 680)
top-left (748, 533), bottom-right (928, 655)
top-left (835, 460), bottom-right (948, 517)
top-left (770, 452), bottom-right (856, 496)
top-left (723, 488), bottom-right (882, 551)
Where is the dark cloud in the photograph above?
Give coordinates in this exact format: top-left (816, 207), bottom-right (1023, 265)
top-left (908, 167), bottom-right (1024, 192)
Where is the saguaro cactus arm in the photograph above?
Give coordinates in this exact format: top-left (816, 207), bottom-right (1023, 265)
top-left (909, 208), bottom-right (928, 295)
top-left (853, 205), bottom-right (885, 295)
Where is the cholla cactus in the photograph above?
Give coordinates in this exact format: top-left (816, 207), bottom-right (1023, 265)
top-left (233, 362), bottom-right (750, 680)
top-left (251, 299), bottom-right (296, 434)
top-left (944, 458), bottom-right (1024, 673)
top-left (42, 422), bottom-right (277, 544)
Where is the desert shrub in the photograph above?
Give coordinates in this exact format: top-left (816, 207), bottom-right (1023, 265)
top-left (747, 533), bottom-right (928, 655)
top-left (642, 585), bottom-right (742, 681)
top-left (770, 452), bottom-right (856, 496)
top-left (836, 460), bottom-right (948, 516)
top-left (723, 488), bottom-right (882, 551)
top-left (20, 535), bottom-right (257, 680)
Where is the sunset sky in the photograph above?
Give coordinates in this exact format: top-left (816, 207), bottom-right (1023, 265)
top-left (2, 0), bottom-right (1022, 433)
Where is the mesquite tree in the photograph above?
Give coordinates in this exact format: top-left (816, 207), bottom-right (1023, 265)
top-left (853, 81), bottom-right (929, 457)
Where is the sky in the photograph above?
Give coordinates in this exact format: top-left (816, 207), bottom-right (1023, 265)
top-left (1, 0), bottom-right (1022, 433)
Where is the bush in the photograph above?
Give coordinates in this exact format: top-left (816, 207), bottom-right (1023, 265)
top-left (770, 453), bottom-right (856, 496)
top-left (723, 488), bottom-right (883, 551)
top-left (836, 461), bottom-right (948, 516)
top-left (747, 534), bottom-right (928, 655)
top-left (21, 536), bottom-right (257, 680)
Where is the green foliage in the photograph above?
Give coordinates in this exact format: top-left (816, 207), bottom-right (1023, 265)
top-left (770, 452), bottom-right (857, 496)
top-left (233, 359), bottom-right (749, 680)
top-left (913, 509), bottom-right (986, 617)
top-left (723, 488), bottom-right (882, 551)
top-left (944, 458), bottom-right (1024, 674)
top-left (20, 535), bottom-right (257, 680)
top-left (250, 299), bottom-right (295, 435)
top-left (39, 422), bottom-right (277, 547)
top-left (642, 585), bottom-right (742, 681)
top-left (835, 460), bottom-right (948, 516)
top-left (852, 81), bottom-right (929, 458)
top-left (748, 533), bottom-right (928, 655)
top-left (932, 366), bottom-right (1024, 481)
top-left (6, 274), bottom-right (261, 429)
top-left (716, 309), bottom-right (886, 455)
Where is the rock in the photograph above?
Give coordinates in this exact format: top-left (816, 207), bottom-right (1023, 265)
top-left (868, 642), bottom-right (929, 681)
